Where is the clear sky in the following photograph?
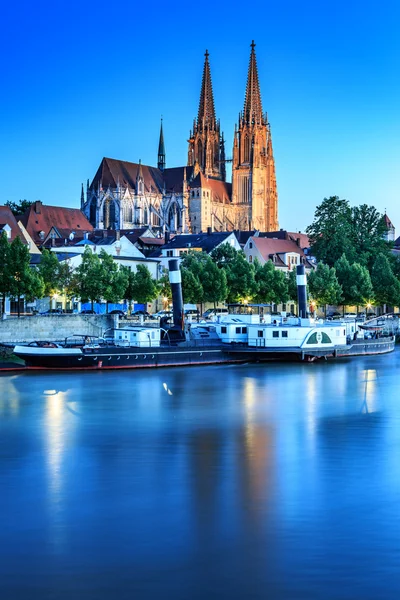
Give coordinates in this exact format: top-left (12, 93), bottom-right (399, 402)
top-left (1, 0), bottom-right (399, 233)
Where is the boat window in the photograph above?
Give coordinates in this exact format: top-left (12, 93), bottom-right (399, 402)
top-left (221, 326), bottom-right (227, 334)
top-left (241, 327), bottom-right (247, 334)
top-left (282, 331), bottom-right (288, 338)
top-left (273, 331), bottom-right (279, 338)
top-left (258, 330), bottom-right (263, 337)
top-left (236, 327), bottom-right (241, 334)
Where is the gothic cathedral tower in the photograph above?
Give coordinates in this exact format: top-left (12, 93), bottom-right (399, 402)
top-left (232, 42), bottom-right (278, 231)
top-left (188, 51), bottom-right (225, 181)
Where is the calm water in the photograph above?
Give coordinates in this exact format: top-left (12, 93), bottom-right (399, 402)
top-left (1, 352), bottom-right (400, 599)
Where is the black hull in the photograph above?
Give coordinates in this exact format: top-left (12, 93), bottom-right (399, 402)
top-left (16, 337), bottom-right (395, 371)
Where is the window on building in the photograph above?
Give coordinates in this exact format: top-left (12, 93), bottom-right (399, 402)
top-left (273, 331), bottom-right (279, 338)
top-left (249, 255), bottom-right (253, 263)
top-left (241, 327), bottom-right (247, 334)
top-left (221, 326), bottom-right (227, 334)
top-left (236, 327), bottom-right (241, 334)
top-left (258, 330), bottom-right (263, 338)
top-left (249, 242), bottom-right (253, 249)
top-left (166, 250), bottom-right (173, 257)
top-left (282, 331), bottom-right (288, 338)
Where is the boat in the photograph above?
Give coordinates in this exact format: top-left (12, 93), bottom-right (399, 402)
top-left (13, 261), bottom-right (395, 370)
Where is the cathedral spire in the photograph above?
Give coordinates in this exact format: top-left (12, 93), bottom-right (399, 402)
top-left (243, 41), bottom-right (264, 126)
top-left (197, 50), bottom-right (216, 130)
top-left (158, 117), bottom-right (166, 171)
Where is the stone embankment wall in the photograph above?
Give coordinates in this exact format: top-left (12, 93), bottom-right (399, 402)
top-left (0, 314), bottom-right (117, 344)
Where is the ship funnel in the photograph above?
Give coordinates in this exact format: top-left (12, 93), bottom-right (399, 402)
top-left (168, 259), bottom-right (184, 331)
top-left (296, 264), bottom-right (308, 319)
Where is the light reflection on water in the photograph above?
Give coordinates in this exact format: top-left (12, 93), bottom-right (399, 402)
top-left (1, 352), bottom-right (400, 599)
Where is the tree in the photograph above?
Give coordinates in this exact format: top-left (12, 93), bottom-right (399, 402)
top-left (126, 264), bottom-right (158, 305)
top-left (5, 199), bottom-right (33, 217)
top-left (37, 249), bottom-right (62, 297)
top-left (371, 253), bottom-right (400, 309)
top-left (225, 252), bottom-right (258, 303)
top-left (72, 247), bottom-right (104, 310)
top-left (254, 259), bottom-right (289, 304)
top-left (350, 205), bottom-right (390, 270)
top-left (99, 250), bottom-right (128, 312)
top-left (201, 258), bottom-right (228, 308)
top-left (181, 267), bottom-right (203, 304)
top-left (308, 263), bottom-right (342, 315)
top-left (8, 237), bottom-right (44, 317)
top-left (335, 254), bottom-right (374, 310)
top-left (0, 232), bottom-right (13, 316)
top-left (210, 243), bottom-right (238, 267)
top-left (287, 270), bottom-right (298, 302)
top-left (306, 196), bottom-right (354, 266)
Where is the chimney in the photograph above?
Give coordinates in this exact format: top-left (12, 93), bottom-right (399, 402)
top-left (207, 226), bottom-right (212, 235)
top-left (165, 231), bottom-right (170, 244)
top-left (34, 201), bottom-right (42, 214)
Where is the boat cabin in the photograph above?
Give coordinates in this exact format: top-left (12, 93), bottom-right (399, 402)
top-left (114, 327), bottom-right (161, 347)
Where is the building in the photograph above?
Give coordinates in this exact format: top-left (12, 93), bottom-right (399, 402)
top-left (383, 213), bottom-right (395, 242)
top-left (243, 236), bottom-right (314, 273)
top-left (153, 230), bottom-right (241, 269)
top-left (81, 42), bottom-right (278, 235)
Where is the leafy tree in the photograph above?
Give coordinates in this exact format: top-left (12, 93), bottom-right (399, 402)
top-left (308, 263), bottom-right (342, 315)
top-left (72, 247), bottom-right (104, 310)
top-left (287, 270), bottom-right (298, 302)
top-left (126, 264), bottom-right (158, 305)
top-left (8, 237), bottom-right (44, 317)
top-left (210, 243), bottom-right (238, 267)
top-left (99, 250), bottom-right (128, 312)
top-left (350, 205), bottom-right (390, 270)
top-left (37, 249), bottom-right (62, 297)
top-left (157, 273), bottom-right (172, 304)
top-left (202, 258), bottom-right (228, 308)
top-left (306, 196), bottom-right (354, 266)
top-left (181, 267), bottom-right (203, 304)
top-left (254, 259), bottom-right (289, 304)
top-left (123, 268), bottom-right (137, 314)
top-left (0, 232), bottom-right (13, 316)
top-left (225, 252), bottom-right (258, 303)
top-left (5, 199), bottom-right (34, 217)
top-left (371, 253), bottom-right (400, 309)
top-left (335, 254), bottom-right (374, 310)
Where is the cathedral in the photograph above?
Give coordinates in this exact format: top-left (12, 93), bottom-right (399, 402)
top-left (81, 42), bottom-right (279, 234)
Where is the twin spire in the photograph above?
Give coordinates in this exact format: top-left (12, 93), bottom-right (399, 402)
top-left (243, 41), bottom-right (264, 125)
top-left (197, 49), bottom-right (217, 130)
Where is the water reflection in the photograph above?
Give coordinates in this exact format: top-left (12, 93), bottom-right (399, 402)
top-left (1, 352), bottom-right (400, 598)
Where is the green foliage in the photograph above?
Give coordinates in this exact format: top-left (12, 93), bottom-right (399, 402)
top-left (210, 243), bottom-right (238, 267)
top-left (308, 263), bottom-right (342, 310)
top-left (99, 250), bottom-right (128, 310)
top-left (37, 249), bottom-right (62, 296)
top-left (350, 205), bottom-right (390, 270)
top-left (254, 259), bottom-right (288, 304)
top-left (157, 273), bottom-right (172, 302)
top-left (72, 247), bottom-right (103, 308)
top-left (225, 251), bottom-right (257, 303)
top-left (202, 258), bottom-right (228, 306)
top-left (371, 253), bottom-right (400, 307)
top-left (335, 254), bottom-right (374, 308)
top-left (306, 196), bottom-right (354, 266)
top-left (287, 270), bottom-right (298, 301)
top-left (181, 268), bottom-right (203, 304)
top-left (8, 237), bottom-right (44, 316)
top-left (5, 199), bottom-right (34, 217)
top-left (124, 264), bottom-right (158, 305)
top-left (0, 232), bottom-right (13, 314)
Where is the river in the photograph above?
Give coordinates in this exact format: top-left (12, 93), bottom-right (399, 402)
top-left (1, 351), bottom-right (400, 599)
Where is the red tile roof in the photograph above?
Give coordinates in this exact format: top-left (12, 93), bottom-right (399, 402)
top-left (252, 237), bottom-right (308, 263)
top-left (90, 158), bottom-right (164, 194)
top-left (190, 173), bottom-right (232, 203)
top-left (21, 201), bottom-right (93, 244)
top-left (0, 206), bottom-right (26, 242)
top-left (383, 213), bottom-right (394, 229)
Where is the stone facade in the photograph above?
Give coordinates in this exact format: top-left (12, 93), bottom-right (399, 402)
top-left (81, 42), bottom-right (278, 235)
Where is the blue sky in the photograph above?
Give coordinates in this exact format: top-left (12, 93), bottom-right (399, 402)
top-left (1, 0), bottom-right (399, 232)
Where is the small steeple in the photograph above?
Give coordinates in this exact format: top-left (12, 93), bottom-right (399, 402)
top-left (243, 41), bottom-right (264, 126)
top-left (158, 117), bottom-right (166, 171)
top-left (197, 50), bottom-right (216, 130)
top-left (136, 159), bottom-right (144, 194)
top-left (80, 183), bottom-right (85, 209)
